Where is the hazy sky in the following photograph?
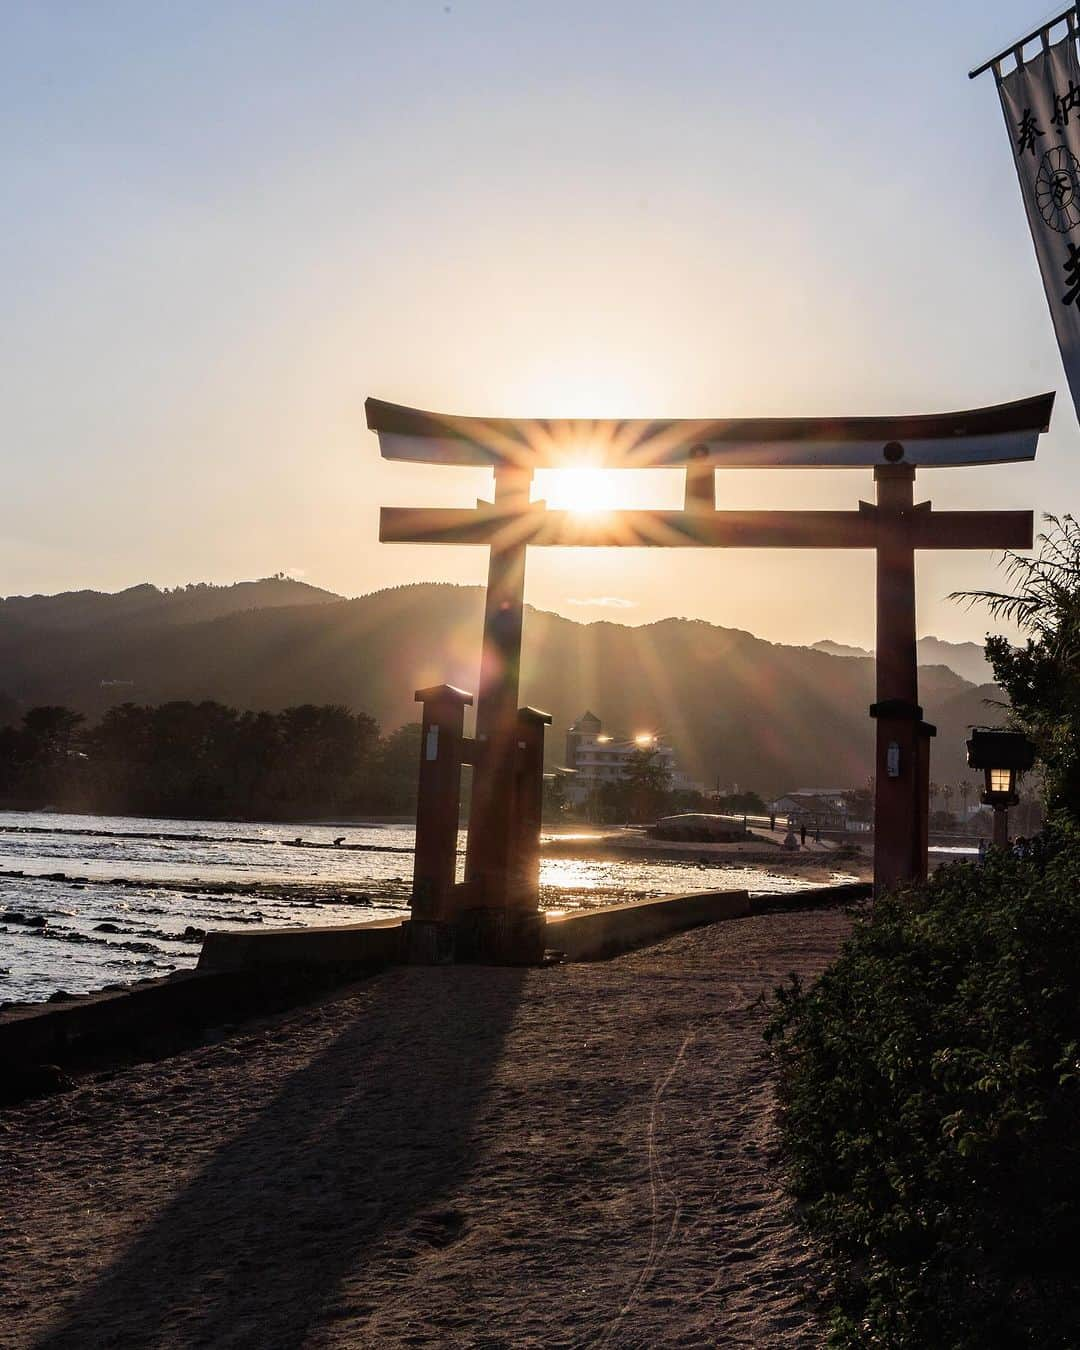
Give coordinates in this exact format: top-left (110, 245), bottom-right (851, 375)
top-left (3, 1), bottom-right (1076, 645)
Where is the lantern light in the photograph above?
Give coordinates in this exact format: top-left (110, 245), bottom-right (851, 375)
top-left (988, 767), bottom-right (1013, 796)
top-left (965, 728), bottom-right (1037, 847)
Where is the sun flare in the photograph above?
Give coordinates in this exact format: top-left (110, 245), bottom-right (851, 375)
top-left (538, 466), bottom-right (622, 516)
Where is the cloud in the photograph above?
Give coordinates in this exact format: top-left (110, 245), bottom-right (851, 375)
top-left (565, 596), bottom-right (638, 609)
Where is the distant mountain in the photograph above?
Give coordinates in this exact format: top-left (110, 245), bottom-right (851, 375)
top-left (810, 642), bottom-right (869, 664)
top-left (0, 577), bottom-right (343, 632)
top-left (812, 635), bottom-right (993, 686)
top-left (811, 639), bottom-right (871, 660)
top-left (0, 580), bottom-right (1003, 795)
top-left (916, 637), bottom-right (995, 687)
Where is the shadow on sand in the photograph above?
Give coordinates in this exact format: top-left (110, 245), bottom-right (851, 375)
top-left (35, 966), bottom-right (527, 1349)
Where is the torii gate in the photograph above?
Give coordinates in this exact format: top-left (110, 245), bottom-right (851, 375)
top-left (367, 391), bottom-right (1051, 957)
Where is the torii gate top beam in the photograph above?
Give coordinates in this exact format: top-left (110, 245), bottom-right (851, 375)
top-left (366, 393), bottom-right (1054, 470)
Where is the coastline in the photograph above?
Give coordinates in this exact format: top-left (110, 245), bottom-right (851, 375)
top-left (541, 825), bottom-right (874, 883)
top-left (0, 811), bottom-right (869, 1008)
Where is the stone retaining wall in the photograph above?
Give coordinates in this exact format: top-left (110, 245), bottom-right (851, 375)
top-left (197, 916), bottom-right (405, 973)
top-left (545, 889), bottom-right (752, 960)
top-left (1, 884), bottom-right (870, 1102)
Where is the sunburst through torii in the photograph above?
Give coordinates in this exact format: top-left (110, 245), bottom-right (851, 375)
top-left (367, 391), bottom-right (1052, 962)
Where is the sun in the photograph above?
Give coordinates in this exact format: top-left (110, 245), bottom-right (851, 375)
top-left (537, 466), bottom-right (622, 516)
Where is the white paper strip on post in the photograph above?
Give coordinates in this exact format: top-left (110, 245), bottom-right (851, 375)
top-left (997, 26), bottom-right (1080, 419)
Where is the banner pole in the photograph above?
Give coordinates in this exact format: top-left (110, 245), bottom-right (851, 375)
top-left (969, 5), bottom-right (1078, 80)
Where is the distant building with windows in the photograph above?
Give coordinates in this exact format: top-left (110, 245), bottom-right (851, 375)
top-left (769, 789), bottom-right (861, 830)
top-left (559, 710), bottom-right (696, 803)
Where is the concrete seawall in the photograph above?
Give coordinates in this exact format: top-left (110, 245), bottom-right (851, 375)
top-left (1, 884), bottom-right (869, 1094)
top-left (750, 880), bottom-right (870, 913)
top-left (198, 916), bottom-right (405, 973)
top-left (546, 889), bottom-right (751, 960)
top-left (0, 961), bottom-right (381, 1086)
top-left (198, 888), bottom-right (761, 971)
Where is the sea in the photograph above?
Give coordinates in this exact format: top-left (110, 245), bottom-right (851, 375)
top-left (0, 810), bottom-right (855, 1005)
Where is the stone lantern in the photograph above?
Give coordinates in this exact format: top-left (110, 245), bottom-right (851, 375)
top-left (966, 728), bottom-right (1037, 849)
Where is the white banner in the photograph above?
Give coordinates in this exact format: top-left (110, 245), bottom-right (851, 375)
top-left (998, 27), bottom-right (1080, 417)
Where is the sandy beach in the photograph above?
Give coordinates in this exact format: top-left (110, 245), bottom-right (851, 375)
top-left (540, 824), bottom-right (873, 876)
top-left (0, 906), bottom-right (851, 1348)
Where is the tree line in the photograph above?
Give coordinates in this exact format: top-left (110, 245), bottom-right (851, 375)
top-left (0, 701), bottom-right (423, 820)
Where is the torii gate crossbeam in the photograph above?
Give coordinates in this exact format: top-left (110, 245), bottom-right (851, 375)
top-left (367, 392), bottom-right (1051, 953)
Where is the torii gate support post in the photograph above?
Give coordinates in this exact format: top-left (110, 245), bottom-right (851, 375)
top-left (507, 707), bottom-right (552, 918)
top-left (871, 463), bottom-right (931, 892)
top-left (460, 463), bottom-right (536, 958)
top-left (870, 462), bottom-right (943, 891)
top-left (457, 704), bottom-right (550, 962)
top-left (916, 718), bottom-right (936, 874)
top-left (406, 683), bottom-right (474, 962)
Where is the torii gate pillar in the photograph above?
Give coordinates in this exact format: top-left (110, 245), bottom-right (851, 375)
top-left (871, 464), bottom-right (935, 891)
top-left (463, 463), bottom-right (531, 906)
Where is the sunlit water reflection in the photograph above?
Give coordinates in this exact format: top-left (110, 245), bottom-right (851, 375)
top-left (0, 810), bottom-right (856, 1005)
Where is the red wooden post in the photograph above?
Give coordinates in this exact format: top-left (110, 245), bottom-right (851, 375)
top-left (871, 463), bottom-right (922, 893)
top-left (508, 706), bottom-right (552, 926)
top-left (684, 446), bottom-right (716, 514)
top-left (454, 706), bottom-right (551, 964)
top-left (916, 718), bottom-right (936, 882)
top-left (408, 684), bottom-right (472, 961)
top-left (463, 464), bottom-right (532, 917)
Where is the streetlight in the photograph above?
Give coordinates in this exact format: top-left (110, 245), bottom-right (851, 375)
top-left (965, 728), bottom-right (1037, 849)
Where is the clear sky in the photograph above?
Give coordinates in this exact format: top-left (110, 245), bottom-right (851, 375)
top-left (2, 0), bottom-right (1076, 645)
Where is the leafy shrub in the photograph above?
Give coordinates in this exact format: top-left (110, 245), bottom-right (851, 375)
top-left (766, 820), bottom-right (1080, 1347)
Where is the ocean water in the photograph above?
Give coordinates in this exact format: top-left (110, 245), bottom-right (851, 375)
top-left (0, 811), bottom-right (855, 1005)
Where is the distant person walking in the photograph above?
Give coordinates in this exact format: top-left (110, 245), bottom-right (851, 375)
top-left (800, 822), bottom-right (807, 847)
top-left (769, 813), bottom-right (776, 831)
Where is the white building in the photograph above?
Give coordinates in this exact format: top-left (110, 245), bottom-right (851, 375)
top-left (560, 710), bottom-right (695, 803)
top-left (769, 789), bottom-right (858, 829)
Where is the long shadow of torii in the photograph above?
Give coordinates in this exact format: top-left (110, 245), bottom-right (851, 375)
top-left (35, 965), bottom-right (526, 1349)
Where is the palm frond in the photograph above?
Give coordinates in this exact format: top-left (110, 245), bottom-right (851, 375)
top-left (950, 515), bottom-right (1080, 638)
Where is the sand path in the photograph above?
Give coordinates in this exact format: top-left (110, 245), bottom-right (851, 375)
top-left (0, 907), bottom-right (850, 1348)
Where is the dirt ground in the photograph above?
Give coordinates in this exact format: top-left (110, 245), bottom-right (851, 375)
top-left (0, 907), bottom-right (852, 1349)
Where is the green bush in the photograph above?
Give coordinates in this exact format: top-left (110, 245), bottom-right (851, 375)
top-left (766, 820), bottom-right (1080, 1348)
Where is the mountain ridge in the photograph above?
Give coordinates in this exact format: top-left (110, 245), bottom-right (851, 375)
top-left (0, 576), bottom-right (342, 632)
top-left (2, 578), bottom-right (992, 682)
top-left (812, 635), bottom-right (992, 686)
top-left (0, 580), bottom-right (1002, 794)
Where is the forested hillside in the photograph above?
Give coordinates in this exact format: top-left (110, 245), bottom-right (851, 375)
top-left (0, 580), bottom-right (1001, 795)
